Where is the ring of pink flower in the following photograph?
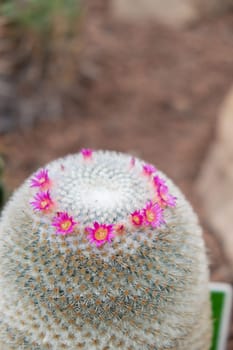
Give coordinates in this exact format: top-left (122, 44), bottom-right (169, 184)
top-left (29, 149), bottom-right (176, 247)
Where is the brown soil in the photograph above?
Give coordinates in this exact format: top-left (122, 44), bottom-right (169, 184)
top-left (0, 1), bottom-right (233, 347)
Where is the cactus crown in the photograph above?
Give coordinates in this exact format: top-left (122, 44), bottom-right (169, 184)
top-left (29, 149), bottom-right (176, 256)
top-left (0, 150), bottom-right (211, 350)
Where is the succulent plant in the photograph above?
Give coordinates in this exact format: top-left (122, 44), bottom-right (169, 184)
top-left (0, 157), bottom-right (4, 210)
top-left (0, 150), bottom-right (212, 349)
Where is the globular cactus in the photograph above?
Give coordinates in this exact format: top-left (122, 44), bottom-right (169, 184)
top-left (0, 150), bottom-right (212, 350)
top-left (0, 157), bottom-right (4, 210)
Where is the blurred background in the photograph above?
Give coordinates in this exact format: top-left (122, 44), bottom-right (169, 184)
top-left (0, 0), bottom-right (233, 348)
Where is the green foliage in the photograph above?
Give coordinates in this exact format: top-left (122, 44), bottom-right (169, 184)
top-left (210, 290), bottom-right (225, 350)
top-left (0, 0), bottom-right (82, 35)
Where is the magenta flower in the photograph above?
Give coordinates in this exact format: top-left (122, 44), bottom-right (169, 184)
top-left (85, 222), bottom-right (114, 247)
top-left (142, 201), bottom-right (165, 228)
top-left (157, 184), bottom-right (177, 208)
top-left (143, 164), bottom-right (157, 176)
top-left (30, 169), bottom-right (50, 189)
top-left (153, 175), bottom-right (166, 189)
top-left (52, 212), bottom-right (77, 235)
top-left (81, 148), bottom-right (93, 159)
top-left (130, 210), bottom-right (143, 226)
top-left (30, 190), bottom-right (54, 212)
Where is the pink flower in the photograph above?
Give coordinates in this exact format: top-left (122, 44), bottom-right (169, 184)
top-left (30, 169), bottom-right (51, 189)
top-left (143, 164), bottom-right (157, 176)
top-left (153, 175), bottom-right (166, 189)
top-left (142, 201), bottom-right (165, 228)
top-left (30, 190), bottom-right (54, 212)
top-left (81, 148), bottom-right (93, 159)
top-left (130, 210), bottom-right (143, 226)
top-left (52, 212), bottom-right (77, 235)
top-left (86, 222), bottom-right (114, 247)
top-left (157, 185), bottom-right (177, 208)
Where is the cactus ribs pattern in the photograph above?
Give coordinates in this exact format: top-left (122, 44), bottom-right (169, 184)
top-left (0, 150), bottom-right (212, 349)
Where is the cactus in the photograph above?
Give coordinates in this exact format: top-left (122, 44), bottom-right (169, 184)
top-left (0, 157), bottom-right (4, 210)
top-left (0, 150), bottom-right (212, 349)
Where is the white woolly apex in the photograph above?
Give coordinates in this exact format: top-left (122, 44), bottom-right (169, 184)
top-left (46, 150), bottom-right (154, 220)
top-left (84, 186), bottom-right (122, 208)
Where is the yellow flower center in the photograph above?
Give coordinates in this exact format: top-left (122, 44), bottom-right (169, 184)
top-left (61, 220), bottom-right (72, 231)
top-left (41, 200), bottom-right (48, 208)
top-left (95, 228), bottom-right (108, 241)
top-left (146, 209), bottom-right (155, 222)
top-left (132, 215), bottom-right (140, 224)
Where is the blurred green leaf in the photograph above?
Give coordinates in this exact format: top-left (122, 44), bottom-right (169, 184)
top-left (0, 0), bottom-right (82, 34)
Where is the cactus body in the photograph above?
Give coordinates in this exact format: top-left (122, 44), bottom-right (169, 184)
top-left (0, 150), bottom-right (212, 349)
top-left (0, 157), bottom-right (4, 210)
